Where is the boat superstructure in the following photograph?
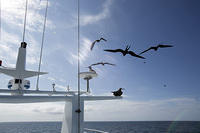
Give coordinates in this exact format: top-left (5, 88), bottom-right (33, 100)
top-left (0, 42), bottom-right (47, 95)
top-left (0, 43), bottom-right (122, 133)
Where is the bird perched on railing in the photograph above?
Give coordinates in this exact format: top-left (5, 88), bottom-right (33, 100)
top-left (139, 44), bottom-right (173, 55)
top-left (90, 62), bottom-right (116, 66)
top-left (104, 45), bottom-right (145, 59)
top-left (90, 37), bottom-right (107, 51)
top-left (112, 88), bottom-right (125, 96)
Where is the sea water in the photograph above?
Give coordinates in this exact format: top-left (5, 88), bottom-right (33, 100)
top-left (0, 121), bottom-right (199, 133)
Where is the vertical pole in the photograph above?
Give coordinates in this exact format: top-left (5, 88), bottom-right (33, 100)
top-left (77, 0), bottom-right (81, 132)
top-left (85, 77), bottom-right (91, 93)
top-left (22, 0), bottom-right (28, 42)
top-left (86, 79), bottom-right (89, 93)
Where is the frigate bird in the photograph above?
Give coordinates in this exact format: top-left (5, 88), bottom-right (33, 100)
top-left (90, 62), bottom-right (116, 66)
top-left (104, 45), bottom-right (145, 59)
top-left (86, 66), bottom-right (96, 73)
top-left (90, 37), bottom-right (107, 51)
top-left (112, 88), bottom-right (124, 96)
top-left (139, 44), bottom-right (173, 55)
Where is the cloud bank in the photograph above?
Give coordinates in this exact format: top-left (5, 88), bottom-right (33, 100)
top-left (0, 97), bottom-right (199, 122)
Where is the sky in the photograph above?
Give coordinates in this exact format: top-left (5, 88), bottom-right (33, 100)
top-left (0, 0), bottom-right (200, 122)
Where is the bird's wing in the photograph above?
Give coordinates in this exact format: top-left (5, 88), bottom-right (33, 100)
top-left (91, 62), bottom-right (101, 66)
top-left (90, 41), bottom-right (97, 50)
top-left (139, 47), bottom-right (153, 55)
top-left (104, 49), bottom-right (124, 53)
top-left (100, 38), bottom-right (107, 41)
top-left (104, 62), bottom-right (116, 66)
top-left (158, 44), bottom-right (173, 48)
top-left (128, 51), bottom-right (145, 59)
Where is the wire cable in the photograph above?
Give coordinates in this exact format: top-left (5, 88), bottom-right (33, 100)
top-left (36, 0), bottom-right (49, 90)
top-left (0, 0), bottom-right (1, 40)
top-left (22, 0), bottom-right (28, 42)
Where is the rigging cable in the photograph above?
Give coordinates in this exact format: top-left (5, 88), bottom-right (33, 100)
top-left (77, 0), bottom-right (81, 132)
top-left (36, 0), bottom-right (49, 90)
top-left (22, 0), bottom-right (28, 42)
top-left (0, 0), bottom-right (1, 40)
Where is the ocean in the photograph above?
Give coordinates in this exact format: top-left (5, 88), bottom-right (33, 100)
top-left (0, 121), bottom-right (199, 133)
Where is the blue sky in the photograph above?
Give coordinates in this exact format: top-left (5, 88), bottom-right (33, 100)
top-left (0, 0), bottom-right (200, 122)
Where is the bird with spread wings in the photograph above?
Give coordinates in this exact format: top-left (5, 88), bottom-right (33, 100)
top-left (90, 38), bottom-right (107, 51)
top-left (104, 45), bottom-right (145, 59)
top-left (139, 44), bottom-right (173, 55)
top-left (90, 62), bottom-right (116, 66)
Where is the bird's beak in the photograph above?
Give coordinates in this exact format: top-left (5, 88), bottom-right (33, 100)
top-left (122, 88), bottom-right (125, 90)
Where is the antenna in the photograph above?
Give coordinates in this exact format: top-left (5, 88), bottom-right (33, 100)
top-left (77, 0), bottom-right (81, 132)
top-left (67, 85), bottom-right (70, 91)
top-left (22, 0), bottom-right (28, 42)
top-left (52, 83), bottom-right (56, 91)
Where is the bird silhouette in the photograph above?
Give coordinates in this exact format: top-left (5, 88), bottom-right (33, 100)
top-left (86, 66), bottom-right (96, 73)
top-left (139, 44), bottom-right (173, 55)
top-left (104, 45), bottom-right (145, 59)
top-left (90, 37), bottom-right (107, 51)
top-left (112, 88), bottom-right (124, 96)
top-left (90, 62), bottom-right (116, 66)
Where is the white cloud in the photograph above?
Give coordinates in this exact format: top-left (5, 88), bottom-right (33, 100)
top-left (26, 33), bottom-right (40, 65)
top-left (0, 0), bottom-right (54, 67)
top-left (85, 97), bottom-right (200, 121)
top-left (0, 29), bottom-right (40, 67)
top-left (69, 37), bottom-right (92, 65)
top-left (47, 76), bottom-right (56, 81)
top-left (80, 0), bottom-right (113, 26)
top-left (56, 84), bottom-right (67, 91)
top-left (0, 30), bottom-right (20, 66)
top-left (31, 103), bottom-right (64, 115)
top-left (0, 97), bottom-right (199, 122)
top-left (1, 0), bottom-right (54, 32)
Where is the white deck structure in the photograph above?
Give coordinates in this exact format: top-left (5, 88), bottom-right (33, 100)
top-left (0, 42), bottom-right (122, 133)
top-left (0, 94), bottom-right (121, 133)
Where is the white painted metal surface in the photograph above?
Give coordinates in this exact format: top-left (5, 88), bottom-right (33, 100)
top-left (0, 95), bottom-right (122, 133)
top-left (79, 72), bottom-right (98, 79)
top-left (0, 42), bottom-right (123, 133)
top-left (0, 89), bottom-right (87, 95)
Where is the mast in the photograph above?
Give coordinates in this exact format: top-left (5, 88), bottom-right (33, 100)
top-left (22, 0), bottom-right (28, 42)
top-left (77, 0), bottom-right (81, 132)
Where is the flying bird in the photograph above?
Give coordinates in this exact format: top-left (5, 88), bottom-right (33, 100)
top-left (104, 45), bottom-right (145, 59)
top-left (90, 62), bottom-right (116, 66)
top-left (86, 66), bottom-right (96, 73)
top-left (112, 88), bottom-right (124, 96)
top-left (90, 38), bottom-right (107, 51)
top-left (139, 44), bottom-right (173, 55)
